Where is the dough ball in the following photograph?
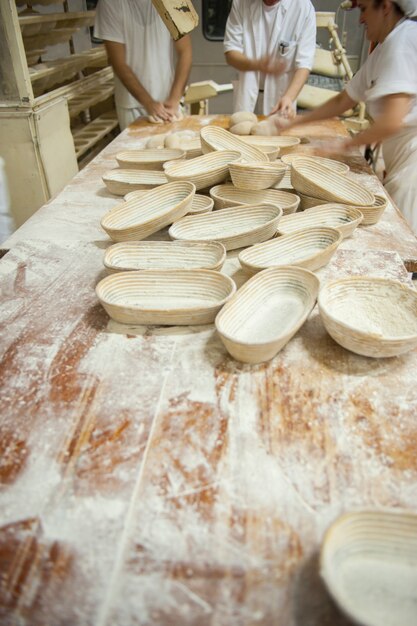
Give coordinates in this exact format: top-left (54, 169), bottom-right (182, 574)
top-left (229, 121), bottom-right (255, 135)
top-left (230, 111), bottom-right (258, 127)
top-left (146, 134), bottom-right (166, 149)
top-left (164, 134), bottom-right (182, 149)
top-left (251, 120), bottom-right (276, 136)
top-left (176, 130), bottom-right (196, 139)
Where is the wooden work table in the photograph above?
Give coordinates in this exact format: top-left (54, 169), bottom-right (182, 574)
top-left (0, 115), bottom-right (417, 625)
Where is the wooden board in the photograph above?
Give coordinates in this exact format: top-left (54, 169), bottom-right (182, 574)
top-left (1, 115), bottom-right (417, 624)
top-left (151, 0), bottom-right (199, 40)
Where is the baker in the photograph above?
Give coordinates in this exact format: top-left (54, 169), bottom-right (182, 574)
top-left (223, 0), bottom-right (316, 117)
top-left (273, 0), bottom-right (417, 233)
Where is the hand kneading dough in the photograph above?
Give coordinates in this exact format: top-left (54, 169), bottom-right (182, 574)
top-left (230, 111), bottom-right (258, 127)
top-left (146, 134), bottom-right (166, 149)
top-left (229, 121), bottom-right (256, 135)
top-left (251, 120), bottom-right (276, 136)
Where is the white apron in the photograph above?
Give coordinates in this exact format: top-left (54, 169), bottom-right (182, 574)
top-left (232, 2), bottom-right (299, 115)
top-left (383, 127), bottom-right (417, 234)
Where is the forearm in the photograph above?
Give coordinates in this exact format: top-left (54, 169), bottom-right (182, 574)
top-left (168, 47), bottom-right (192, 104)
top-left (348, 117), bottom-right (404, 148)
top-left (291, 90), bottom-right (356, 127)
top-left (225, 50), bottom-right (257, 72)
top-left (284, 68), bottom-right (310, 102)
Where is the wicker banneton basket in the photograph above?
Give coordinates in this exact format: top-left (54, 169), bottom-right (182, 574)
top-left (124, 190), bottom-right (213, 216)
top-left (103, 169), bottom-right (168, 195)
top-left (103, 240), bottom-right (226, 273)
top-left (321, 509), bottom-right (417, 626)
top-left (210, 184), bottom-right (300, 214)
top-left (318, 276), bottom-right (417, 357)
top-left (215, 266), bottom-right (319, 363)
top-left (241, 135), bottom-right (301, 154)
top-left (101, 181), bottom-right (195, 242)
top-left (96, 269), bottom-right (236, 326)
top-left (350, 193), bottom-right (388, 225)
top-left (281, 154), bottom-right (349, 174)
top-left (298, 192), bottom-right (327, 211)
top-left (116, 149), bottom-right (185, 170)
top-left (169, 203), bottom-right (283, 251)
top-left (229, 161), bottom-right (287, 190)
top-left (290, 158), bottom-right (375, 205)
top-left (239, 226), bottom-right (343, 275)
top-left (164, 150), bottom-right (241, 191)
top-left (277, 204), bottom-right (363, 238)
top-left (200, 126), bottom-right (268, 162)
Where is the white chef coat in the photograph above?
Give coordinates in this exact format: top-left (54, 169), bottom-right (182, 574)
top-left (224, 0), bottom-right (316, 115)
top-left (94, 0), bottom-right (175, 113)
top-left (346, 19), bottom-right (417, 233)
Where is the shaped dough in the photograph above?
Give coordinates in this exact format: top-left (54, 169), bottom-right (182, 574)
top-left (229, 121), bottom-right (255, 135)
top-left (230, 111), bottom-right (258, 127)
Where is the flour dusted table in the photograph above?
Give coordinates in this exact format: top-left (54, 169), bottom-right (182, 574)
top-left (0, 116), bottom-right (416, 626)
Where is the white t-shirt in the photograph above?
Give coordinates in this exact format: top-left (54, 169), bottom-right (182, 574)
top-left (94, 0), bottom-right (175, 110)
top-left (346, 19), bottom-right (417, 128)
top-left (259, 2), bottom-right (280, 89)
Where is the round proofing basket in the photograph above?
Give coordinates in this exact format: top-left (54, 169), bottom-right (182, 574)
top-left (229, 162), bottom-right (287, 190)
top-left (350, 193), bottom-right (388, 225)
top-left (290, 158), bottom-right (375, 206)
top-left (318, 276), bottom-right (417, 357)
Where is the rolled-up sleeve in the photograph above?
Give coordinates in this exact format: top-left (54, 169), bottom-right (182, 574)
top-left (224, 0), bottom-right (244, 54)
top-left (94, 0), bottom-right (125, 44)
top-left (295, 3), bottom-right (316, 70)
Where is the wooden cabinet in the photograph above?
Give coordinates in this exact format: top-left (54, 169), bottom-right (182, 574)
top-left (0, 0), bottom-right (118, 229)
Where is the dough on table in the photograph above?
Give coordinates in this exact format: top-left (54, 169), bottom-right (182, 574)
top-left (230, 111), bottom-right (258, 127)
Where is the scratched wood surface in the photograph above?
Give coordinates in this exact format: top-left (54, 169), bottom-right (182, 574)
top-left (0, 116), bottom-right (417, 626)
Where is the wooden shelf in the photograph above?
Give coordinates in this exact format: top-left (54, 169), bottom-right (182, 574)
top-left (73, 111), bottom-right (119, 158)
top-left (29, 47), bottom-right (107, 95)
top-left (20, 11), bottom-right (95, 53)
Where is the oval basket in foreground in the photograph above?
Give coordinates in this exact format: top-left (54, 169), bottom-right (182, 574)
top-left (101, 181), bottom-right (195, 242)
top-left (164, 150), bottom-right (241, 190)
top-left (103, 240), bottom-right (226, 272)
top-left (319, 276), bottom-right (417, 357)
top-left (96, 269), bottom-right (236, 326)
top-left (291, 157), bottom-right (375, 205)
top-left (239, 227), bottom-right (342, 275)
top-left (169, 204), bottom-right (282, 251)
top-left (215, 266), bottom-right (319, 363)
top-left (277, 204), bottom-right (363, 238)
top-left (102, 169), bottom-right (167, 195)
top-left (116, 149), bottom-right (185, 170)
top-left (210, 184), bottom-right (300, 214)
top-left (200, 126), bottom-right (268, 162)
top-left (321, 509), bottom-right (417, 626)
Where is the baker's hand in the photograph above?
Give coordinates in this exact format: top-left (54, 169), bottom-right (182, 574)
top-left (255, 54), bottom-right (286, 76)
top-left (270, 96), bottom-right (295, 119)
top-left (269, 113), bottom-right (293, 134)
top-left (145, 99), bottom-right (171, 122)
top-left (163, 99), bottom-right (182, 121)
